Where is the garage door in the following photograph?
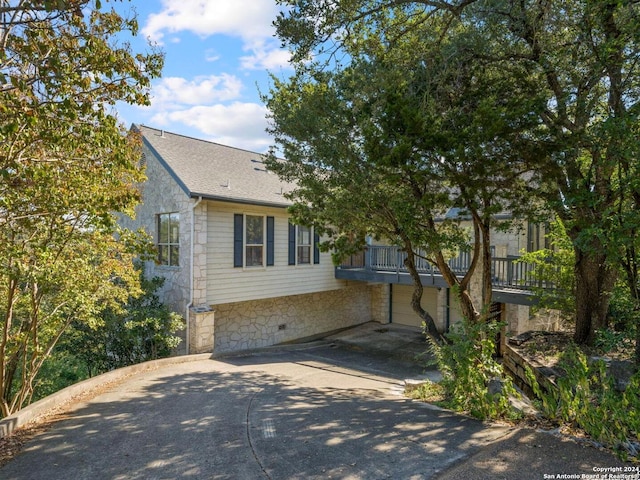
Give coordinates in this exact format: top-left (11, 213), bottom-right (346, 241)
top-left (392, 285), bottom-right (438, 328)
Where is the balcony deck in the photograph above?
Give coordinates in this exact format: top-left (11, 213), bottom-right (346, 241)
top-left (335, 246), bottom-right (549, 306)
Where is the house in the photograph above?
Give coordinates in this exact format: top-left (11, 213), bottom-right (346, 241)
top-left (124, 125), bottom-right (558, 355)
top-left (123, 125), bottom-right (390, 354)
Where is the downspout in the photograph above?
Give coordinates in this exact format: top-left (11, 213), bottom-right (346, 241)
top-left (186, 196), bottom-right (203, 355)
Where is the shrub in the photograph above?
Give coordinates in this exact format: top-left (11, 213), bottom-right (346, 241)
top-left (429, 319), bottom-right (521, 420)
top-left (527, 345), bottom-right (640, 460)
top-left (63, 268), bottom-right (184, 377)
top-left (516, 218), bottom-right (575, 323)
top-left (31, 351), bottom-right (88, 403)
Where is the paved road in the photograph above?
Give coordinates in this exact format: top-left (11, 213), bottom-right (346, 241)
top-left (0, 342), bottom-right (625, 479)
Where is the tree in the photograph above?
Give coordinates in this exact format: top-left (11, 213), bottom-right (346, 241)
top-left (265, 7), bottom-right (543, 341)
top-left (610, 113), bottom-right (640, 363)
top-left (0, 0), bottom-right (163, 417)
top-left (273, 0), bottom-right (640, 346)
top-left (518, 217), bottom-right (576, 321)
top-left (64, 268), bottom-right (184, 377)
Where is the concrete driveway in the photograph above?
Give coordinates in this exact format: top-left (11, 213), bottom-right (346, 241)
top-left (0, 331), bottom-right (626, 479)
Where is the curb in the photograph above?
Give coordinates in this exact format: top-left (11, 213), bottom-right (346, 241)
top-left (0, 353), bottom-right (212, 439)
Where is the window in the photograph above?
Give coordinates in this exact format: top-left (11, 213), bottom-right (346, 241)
top-left (234, 214), bottom-right (274, 268)
top-left (157, 212), bottom-right (179, 266)
top-left (245, 215), bottom-right (264, 267)
top-left (527, 222), bottom-right (542, 252)
top-left (289, 222), bottom-right (320, 265)
top-left (297, 225), bottom-right (311, 264)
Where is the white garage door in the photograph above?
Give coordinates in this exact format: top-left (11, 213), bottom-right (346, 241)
top-left (392, 285), bottom-right (438, 328)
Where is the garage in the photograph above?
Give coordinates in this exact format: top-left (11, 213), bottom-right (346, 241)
top-left (391, 284), bottom-right (439, 328)
top-left (391, 284), bottom-right (465, 331)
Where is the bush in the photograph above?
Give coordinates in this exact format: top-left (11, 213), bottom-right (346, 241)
top-left (63, 268), bottom-right (184, 377)
top-left (527, 345), bottom-right (640, 460)
top-left (516, 218), bottom-right (575, 323)
top-left (429, 319), bottom-right (521, 420)
top-left (31, 351), bottom-right (89, 403)
top-left (606, 284), bottom-right (639, 344)
top-left (405, 379), bottom-right (446, 404)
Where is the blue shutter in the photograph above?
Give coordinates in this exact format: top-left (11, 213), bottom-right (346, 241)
top-left (233, 214), bottom-right (243, 267)
top-left (266, 216), bottom-right (275, 266)
top-left (288, 222), bottom-right (296, 265)
top-left (313, 231), bottom-right (320, 264)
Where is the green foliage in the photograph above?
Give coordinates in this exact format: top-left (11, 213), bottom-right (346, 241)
top-left (266, 5), bottom-right (544, 332)
top-left (8, 269), bottom-right (183, 406)
top-left (430, 320), bottom-right (521, 420)
top-left (405, 379), bottom-right (446, 405)
top-left (0, 1), bottom-right (163, 417)
top-left (594, 329), bottom-right (631, 356)
top-left (31, 351), bottom-right (89, 403)
top-left (608, 285), bottom-right (640, 338)
top-left (517, 218), bottom-right (576, 321)
top-left (64, 269), bottom-right (184, 376)
top-left (528, 345), bottom-right (640, 459)
top-left (275, 0), bottom-right (640, 346)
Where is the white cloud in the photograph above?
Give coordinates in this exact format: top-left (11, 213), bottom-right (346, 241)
top-left (142, 0), bottom-right (277, 44)
top-left (151, 74), bottom-right (243, 107)
top-left (132, 1), bottom-right (287, 151)
top-left (240, 40), bottom-right (291, 71)
top-left (204, 49), bottom-right (220, 62)
top-left (151, 102), bottom-right (272, 152)
top-left (141, 0), bottom-right (290, 71)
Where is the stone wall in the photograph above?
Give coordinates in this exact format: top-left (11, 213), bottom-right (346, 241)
top-left (370, 284), bottom-right (390, 324)
top-left (119, 143), bottom-right (194, 316)
top-left (190, 284), bottom-right (376, 354)
top-left (504, 304), bottom-right (561, 336)
top-left (190, 309), bottom-right (215, 353)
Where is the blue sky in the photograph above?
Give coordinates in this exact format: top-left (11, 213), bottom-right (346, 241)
top-left (114, 0), bottom-right (292, 153)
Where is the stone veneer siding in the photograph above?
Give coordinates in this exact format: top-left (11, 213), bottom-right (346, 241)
top-left (503, 303), bottom-right (561, 336)
top-left (120, 144), bottom-right (194, 316)
top-left (190, 284), bottom-right (377, 354)
top-left (370, 284), bottom-right (391, 324)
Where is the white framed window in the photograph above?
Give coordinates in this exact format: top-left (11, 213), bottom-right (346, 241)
top-left (245, 214), bottom-right (265, 267)
top-left (297, 225), bottom-right (312, 264)
top-left (234, 214), bottom-right (274, 268)
top-left (157, 212), bottom-right (179, 266)
top-left (288, 222), bottom-right (319, 266)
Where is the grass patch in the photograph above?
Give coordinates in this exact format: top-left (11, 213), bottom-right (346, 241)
top-left (405, 380), bottom-right (447, 405)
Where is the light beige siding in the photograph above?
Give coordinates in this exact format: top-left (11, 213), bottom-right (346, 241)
top-left (206, 201), bottom-right (346, 306)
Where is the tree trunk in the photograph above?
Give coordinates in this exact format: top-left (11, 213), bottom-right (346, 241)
top-left (409, 276), bottom-right (441, 343)
top-left (470, 210), bottom-right (494, 321)
top-left (634, 296), bottom-right (640, 367)
top-left (573, 247), bottom-right (617, 345)
top-left (433, 252), bottom-right (479, 324)
top-left (402, 246), bottom-right (443, 344)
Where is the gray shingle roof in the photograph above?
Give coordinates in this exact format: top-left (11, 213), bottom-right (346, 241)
top-left (136, 125), bottom-right (295, 208)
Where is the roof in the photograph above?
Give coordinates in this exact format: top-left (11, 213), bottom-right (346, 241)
top-left (135, 124), bottom-right (295, 208)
